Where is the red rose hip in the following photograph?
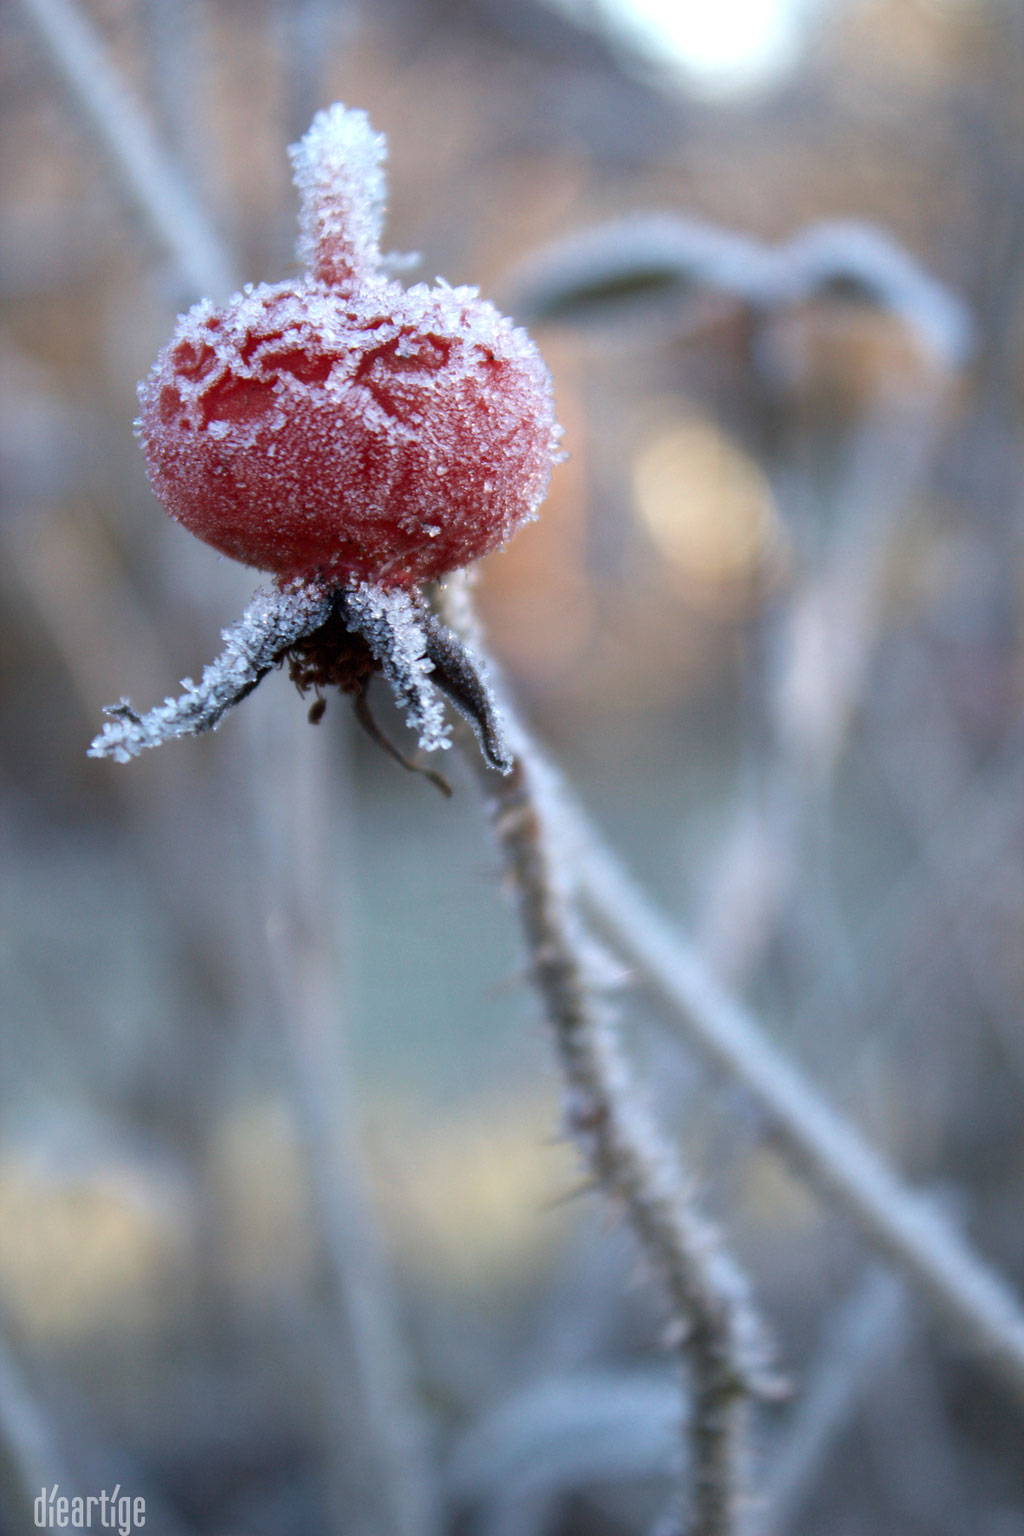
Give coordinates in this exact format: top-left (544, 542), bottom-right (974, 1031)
top-left (138, 105), bottom-right (561, 588)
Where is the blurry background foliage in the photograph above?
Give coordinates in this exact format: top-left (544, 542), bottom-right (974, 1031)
top-left (2, 0), bottom-right (1024, 1533)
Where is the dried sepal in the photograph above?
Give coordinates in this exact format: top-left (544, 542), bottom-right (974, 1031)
top-left (419, 607), bottom-right (512, 773)
top-left (88, 580), bottom-right (334, 762)
top-left (338, 581), bottom-right (451, 755)
top-left (88, 574), bottom-right (512, 783)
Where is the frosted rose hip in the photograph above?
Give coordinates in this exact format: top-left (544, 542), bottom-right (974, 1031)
top-left (138, 106), bottom-right (561, 587)
top-left (140, 278), bottom-right (558, 585)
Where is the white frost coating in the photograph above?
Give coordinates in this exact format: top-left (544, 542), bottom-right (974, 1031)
top-left (289, 103), bottom-right (387, 287)
top-left (88, 581), bottom-right (335, 761)
top-left (343, 581), bottom-right (451, 754)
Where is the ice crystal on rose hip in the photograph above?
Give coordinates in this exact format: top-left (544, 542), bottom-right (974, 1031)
top-left (92, 105), bottom-right (560, 778)
top-left (138, 104), bottom-right (561, 588)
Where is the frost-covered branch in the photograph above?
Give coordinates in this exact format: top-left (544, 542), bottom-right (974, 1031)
top-left (438, 577), bottom-right (771, 1536)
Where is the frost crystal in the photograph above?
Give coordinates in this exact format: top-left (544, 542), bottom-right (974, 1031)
top-left (289, 104), bottom-right (387, 288)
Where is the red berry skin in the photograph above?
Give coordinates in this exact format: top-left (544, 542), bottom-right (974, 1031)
top-left (139, 277), bottom-right (560, 587)
top-left (138, 105), bottom-right (561, 589)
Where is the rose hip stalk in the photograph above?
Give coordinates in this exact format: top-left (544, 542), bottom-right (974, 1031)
top-left (91, 104), bottom-right (562, 781)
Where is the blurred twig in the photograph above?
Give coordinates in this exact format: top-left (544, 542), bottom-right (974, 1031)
top-left (6, 500), bottom-right (440, 1532)
top-left (860, 1317), bottom-right (973, 1535)
top-left (510, 210), bottom-right (971, 1019)
top-left (253, 708), bottom-right (439, 1536)
top-left (0, 1320), bottom-right (195, 1536)
top-left (19, 18), bottom-right (436, 1532)
top-left (865, 644), bottom-right (1024, 1087)
top-left (562, 808), bottom-right (1024, 1404)
top-left (15, 0), bottom-right (237, 301)
top-left (140, 0), bottom-right (208, 188)
top-left (759, 1268), bottom-right (908, 1536)
top-left (449, 1369), bottom-right (682, 1527)
top-left (506, 215), bottom-right (973, 366)
top-left (0, 504), bottom-right (253, 1057)
top-left (511, 210), bottom-right (1024, 1395)
top-left (0, 1326), bottom-right (71, 1531)
top-left (700, 385), bottom-right (948, 987)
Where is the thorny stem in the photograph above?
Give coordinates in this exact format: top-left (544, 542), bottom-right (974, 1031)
top-left (438, 577), bottom-right (770, 1536)
top-left (492, 761), bottom-right (761, 1533)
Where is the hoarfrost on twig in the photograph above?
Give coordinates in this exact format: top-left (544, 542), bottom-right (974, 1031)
top-left (437, 575), bottom-right (771, 1536)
